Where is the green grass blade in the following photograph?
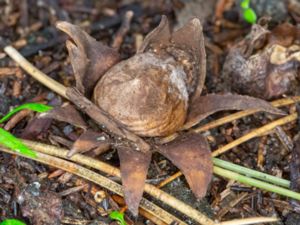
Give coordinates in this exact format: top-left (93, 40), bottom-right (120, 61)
top-left (0, 219), bottom-right (26, 225)
top-left (0, 128), bottom-right (36, 158)
top-left (213, 158), bottom-right (290, 188)
top-left (0, 103), bottom-right (53, 124)
top-left (214, 166), bottom-right (300, 201)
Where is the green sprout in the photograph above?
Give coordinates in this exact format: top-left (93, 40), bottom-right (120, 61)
top-left (0, 103), bottom-right (53, 124)
top-left (0, 103), bottom-right (53, 158)
top-left (0, 128), bottom-right (37, 158)
top-left (240, 0), bottom-right (257, 24)
top-left (109, 211), bottom-right (127, 225)
top-left (0, 219), bottom-right (26, 225)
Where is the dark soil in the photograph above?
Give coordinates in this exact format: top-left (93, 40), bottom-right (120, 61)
top-left (0, 0), bottom-right (299, 224)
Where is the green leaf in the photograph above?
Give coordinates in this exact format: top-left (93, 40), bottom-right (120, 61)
top-left (243, 8), bottom-right (257, 24)
top-left (240, 0), bottom-right (250, 9)
top-left (0, 219), bottom-right (26, 225)
top-left (109, 211), bottom-right (127, 225)
top-left (0, 103), bottom-right (53, 124)
top-left (0, 128), bottom-right (36, 158)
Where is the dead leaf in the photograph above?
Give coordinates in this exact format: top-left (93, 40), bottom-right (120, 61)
top-left (21, 117), bottom-right (52, 140)
top-left (158, 132), bottom-right (212, 198)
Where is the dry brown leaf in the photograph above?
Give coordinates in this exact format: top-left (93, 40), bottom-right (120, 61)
top-left (21, 117), bottom-right (52, 140)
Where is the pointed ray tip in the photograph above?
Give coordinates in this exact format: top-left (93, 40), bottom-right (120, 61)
top-left (127, 201), bottom-right (139, 217)
top-left (190, 18), bottom-right (201, 28)
top-left (161, 15), bottom-right (167, 20)
top-left (55, 20), bottom-right (67, 29)
top-left (56, 21), bottom-right (74, 32)
top-left (191, 18), bottom-right (200, 24)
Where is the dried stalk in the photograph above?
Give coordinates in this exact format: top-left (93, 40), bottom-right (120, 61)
top-left (211, 113), bottom-right (297, 156)
top-left (0, 145), bottom-right (187, 225)
top-left (218, 217), bottom-right (278, 225)
top-left (21, 140), bottom-right (215, 225)
top-left (112, 10), bottom-right (134, 49)
top-left (4, 46), bottom-right (67, 98)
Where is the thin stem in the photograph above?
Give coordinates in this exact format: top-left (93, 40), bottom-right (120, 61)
top-left (218, 217), bottom-right (278, 225)
top-left (4, 46), bottom-right (67, 98)
top-left (0, 145), bottom-right (187, 225)
top-left (214, 166), bottom-right (300, 200)
top-left (213, 158), bottom-right (290, 188)
top-left (212, 113), bottom-right (297, 157)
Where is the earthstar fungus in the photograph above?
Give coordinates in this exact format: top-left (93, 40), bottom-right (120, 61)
top-left (223, 23), bottom-right (300, 99)
top-left (52, 16), bottom-right (284, 216)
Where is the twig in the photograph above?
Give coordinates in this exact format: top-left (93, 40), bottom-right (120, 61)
top-left (0, 145), bottom-right (187, 225)
top-left (21, 140), bottom-right (215, 225)
top-left (218, 217), bottom-right (278, 225)
top-left (217, 192), bottom-right (248, 219)
top-left (211, 113), bottom-right (297, 157)
top-left (112, 10), bottom-right (134, 50)
top-left (3, 45), bottom-right (151, 153)
top-left (4, 109), bottom-right (31, 130)
top-left (4, 46), bottom-right (67, 98)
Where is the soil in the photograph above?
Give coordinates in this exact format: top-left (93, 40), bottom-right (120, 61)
top-left (0, 0), bottom-right (300, 224)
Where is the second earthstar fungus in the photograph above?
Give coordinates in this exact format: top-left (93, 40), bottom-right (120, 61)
top-left (223, 22), bottom-right (300, 99)
top-left (40, 16), bottom-right (285, 216)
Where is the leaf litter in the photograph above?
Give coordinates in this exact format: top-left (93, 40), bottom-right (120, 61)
top-left (0, 1), bottom-right (300, 224)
